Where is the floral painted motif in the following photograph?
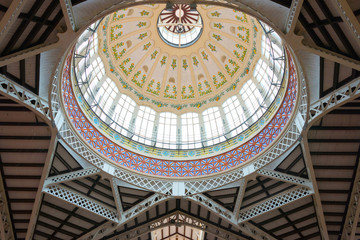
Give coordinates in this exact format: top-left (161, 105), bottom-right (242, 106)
top-left (198, 80), bottom-right (212, 96)
top-left (192, 57), bottom-right (199, 67)
top-left (213, 72), bottom-right (227, 89)
top-left (234, 44), bottom-right (247, 61)
top-left (119, 58), bottom-right (134, 76)
top-left (160, 56), bottom-right (167, 66)
top-left (136, 22), bottom-right (147, 28)
top-left (147, 79), bottom-right (161, 95)
top-left (181, 85), bottom-right (195, 99)
top-left (164, 84), bottom-right (177, 99)
top-left (113, 12), bottom-right (125, 21)
top-left (213, 23), bottom-right (224, 29)
top-left (237, 26), bottom-right (250, 43)
top-left (140, 10), bottom-right (149, 16)
top-left (110, 24), bottom-right (123, 41)
top-left (225, 59), bottom-right (240, 77)
top-left (210, 11), bottom-right (221, 17)
top-left (236, 14), bottom-right (248, 22)
top-left (201, 51), bottom-right (208, 60)
top-left (143, 42), bottom-right (151, 50)
top-left (138, 32), bottom-right (148, 40)
top-left (182, 59), bottom-right (188, 70)
top-left (208, 43), bottom-right (216, 52)
top-left (212, 34), bottom-right (222, 41)
top-left (112, 42), bottom-right (125, 60)
top-left (131, 71), bottom-right (146, 88)
top-left (150, 50), bottom-right (158, 60)
top-left (171, 59), bottom-right (177, 70)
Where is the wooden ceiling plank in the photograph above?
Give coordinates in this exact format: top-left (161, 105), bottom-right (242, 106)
top-left (302, 0), bottom-right (340, 53)
top-left (315, 0), bottom-right (358, 59)
top-left (1, 0), bottom-right (43, 56)
top-left (20, 0), bottom-right (58, 51)
top-left (340, 146), bottom-right (360, 239)
top-left (0, 0), bottom-right (26, 45)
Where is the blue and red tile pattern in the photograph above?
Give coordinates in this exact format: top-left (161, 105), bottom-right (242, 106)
top-left (61, 49), bottom-right (298, 177)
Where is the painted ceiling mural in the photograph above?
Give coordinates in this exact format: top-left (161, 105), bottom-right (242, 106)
top-left (97, 4), bottom-right (262, 112)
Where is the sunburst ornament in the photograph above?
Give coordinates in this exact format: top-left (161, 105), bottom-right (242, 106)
top-left (158, 4), bottom-right (203, 47)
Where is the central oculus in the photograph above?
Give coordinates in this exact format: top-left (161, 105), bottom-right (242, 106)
top-left (158, 4), bottom-right (203, 47)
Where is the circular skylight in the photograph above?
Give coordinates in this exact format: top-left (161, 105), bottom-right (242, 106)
top-left (157, 4), bottom-right (203, 48)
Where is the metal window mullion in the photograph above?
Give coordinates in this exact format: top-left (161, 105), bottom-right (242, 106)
top-left (85, 74), bottom-right (107, 106)
top-left (198, 114), bottom-right (207, 147)
top-left (218, 106), bottom-right (231, 139)
top-left (127, 105), bottom-right (140, 138)
top-left (236, 94), bottom-right (253, 126)
top-left (151, 112), bottom-right (160, 146)
top-left (104, 94), bottom-right (121, 125)
top-left (176, 115), bottom-right (181, 149)
top-left (252, 77), bottom-right (272, 107)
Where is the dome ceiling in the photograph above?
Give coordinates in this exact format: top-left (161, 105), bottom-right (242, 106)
top-left (97, 4), bottom-right (262, 112)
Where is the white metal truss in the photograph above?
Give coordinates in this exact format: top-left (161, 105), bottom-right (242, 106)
top-left (234, 179), bottom-right (246, 217)
top-left (80, 193), bottom-right (171, 240)
top-left (0, 74), bottom-right (51, 123)
top-left (43, 184), bottom-right (119, 222)
top-left (0, 166), bottom-right (14, 240)
top-left (257, 169), bottom-right (312, 188)
top-left (44, 167), bottom-right (100, 186)
top-left (79, 221), bottom-right (116, 240)
top-left (186, 194), bottom-right (276, 240)
top-left (238, 186), bottom-right (313, 222)
top-left (300, 137), bottom-right (330, 240)
top-left (308, 76), bottom-right (360, 126)
top-left (285, 0), bottom-right (304, 33)
top-left (187, 194), bottom-right (235, 223)
top-left (341, 150), bottom-right (360, 240)
top-left (106, 211), bottom-right (271, 240)
top-left (110, 178), bottom-right (123, 221)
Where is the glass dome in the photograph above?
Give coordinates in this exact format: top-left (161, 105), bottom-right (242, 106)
top-left (73, 5), bottom-right (286, 150)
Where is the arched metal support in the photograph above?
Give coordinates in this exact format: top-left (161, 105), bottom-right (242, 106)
top-left (0, 74), bottom-right (51, 124)
top-left (186, 194), bottom-right (276, 240)
top-left (308, 77), bottom-right (360, 126)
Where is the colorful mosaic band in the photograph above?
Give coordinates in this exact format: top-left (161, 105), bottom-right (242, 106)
top-left (61, 49), bottom-right (298, 177)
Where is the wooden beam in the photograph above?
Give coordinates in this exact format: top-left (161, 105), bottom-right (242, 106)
top-left (0, 0), bottom-right (26, 44)
top-left (301, 137), bottom-right (329, 240)
top-left (332, 0), bottom-right (360, 47)
top-left (301, 43), bottom-right (360, 71)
